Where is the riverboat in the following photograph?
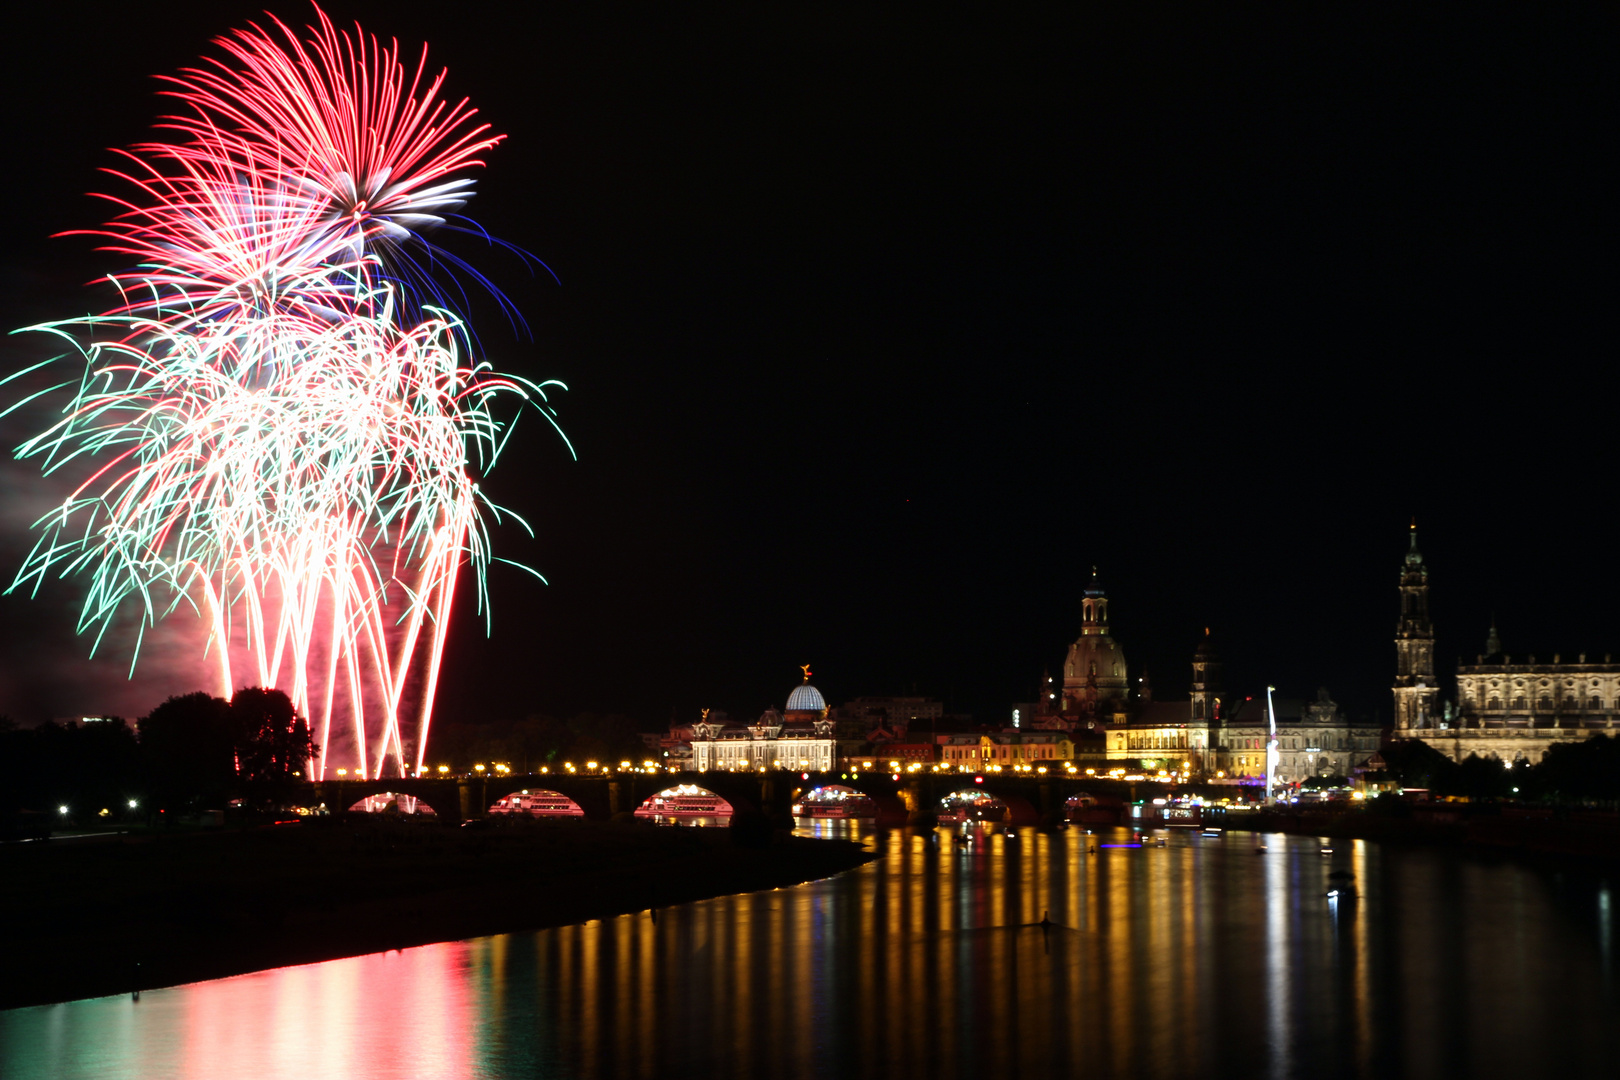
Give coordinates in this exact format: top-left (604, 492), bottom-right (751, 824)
top-left (1160, 805), bottom-right (1204, 828)
top-left (792, 800), bottom-right (876, 819)
top-left (489, 790), bottom-right (585, 817)
top-left (791, 785), bottom-right (877, 819)
top-left (938, 797), bottom-right (1006, 823)
top-left (633, 784), bottom-right (735, 821)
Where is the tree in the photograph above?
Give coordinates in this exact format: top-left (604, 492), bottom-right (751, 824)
top-left (229, 687), bottom-right (317, 807)
top-left (1379, 738), bottom-right (1458, 791)
top-left (1536, 734), bottom-right (1620, 803)
top-left (1451, 753), bottom-right (1512, 800)
top-left (139, 692), bottom-right (235, 811)
top-left (0, 717), bottom-right (141, 820)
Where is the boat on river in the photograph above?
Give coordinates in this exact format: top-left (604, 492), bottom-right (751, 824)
top-left (489, 790), bottom-right (585, 817)
top-left (792, 784), bottom-right (877, 819)
top-left (633, 784), bottom-right (735, 822)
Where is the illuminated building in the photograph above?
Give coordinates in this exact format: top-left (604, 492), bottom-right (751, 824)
top-left (689, 669), bottom-right (837, 771)
top-left (939, 732), bottom-right (1074, 768)
top-left (1059, 569), bottom-right (1129, 722)
top-left (1398, 528), bottom-right (1620, 763)
top-left (1202, 689), bottom-right (1378, 783)
top-left (1094, 629), bottom-right (1375, 782)
top-left (1392, 525), bottom-right (1440, 734)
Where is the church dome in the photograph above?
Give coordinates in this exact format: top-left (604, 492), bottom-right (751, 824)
top-left (1065, 637), bottom-right (1125, 680)
top-left (786, 683), bottom-right (828, 713)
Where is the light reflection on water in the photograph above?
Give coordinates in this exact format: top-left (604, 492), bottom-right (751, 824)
top-left (3, 826), bottom-right (1617, 1079)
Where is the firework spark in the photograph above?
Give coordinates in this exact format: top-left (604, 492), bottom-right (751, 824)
top-left (4, 4), bottom-right (567, 779)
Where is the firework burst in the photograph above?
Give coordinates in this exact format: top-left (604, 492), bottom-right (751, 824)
top-left (5, 4), bottom-right (567, 779)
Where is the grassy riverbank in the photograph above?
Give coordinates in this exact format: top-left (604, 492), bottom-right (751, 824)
top-left (0, 817), bottom-right (875, 1011)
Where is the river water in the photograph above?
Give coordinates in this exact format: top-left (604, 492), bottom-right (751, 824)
top-left (3, 823), bottom-right (1617, 1079)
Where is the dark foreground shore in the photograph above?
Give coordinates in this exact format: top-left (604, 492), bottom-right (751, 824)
top-left (0, 818), bottom-right (875, 1011)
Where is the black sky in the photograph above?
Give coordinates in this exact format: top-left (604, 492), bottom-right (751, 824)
top-left (1, 3), bottom-right (1617, 730)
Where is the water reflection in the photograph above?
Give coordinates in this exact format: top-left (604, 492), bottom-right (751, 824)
top-left (4, 826), bottom-right (1618, 1079)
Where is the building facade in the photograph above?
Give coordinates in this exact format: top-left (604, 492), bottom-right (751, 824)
top-left (1059, 570), bottom-right (1130, 723)
top-left (688, 675), bottom-right (838, 772)
top-left (1083, 607), bottom-right (1378, 782)
top-left (1203, 690), bottom-right (1380, 783)
top-left (940, 732), bottom-right (1075, 769)
top-left (1392, 525), bottom-right (1439, 735)
top-left (1395, 529), bottom-right (1620, 764)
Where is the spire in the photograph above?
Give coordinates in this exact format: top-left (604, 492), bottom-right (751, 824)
top-left (1080, 566), bottom-right (1109, 632)
top-left (1485, 619), bottom-right (1501, 658)
top-left (1393, 522), bottom-right (1436, 732)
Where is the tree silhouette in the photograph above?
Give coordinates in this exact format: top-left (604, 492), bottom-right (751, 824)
top-left (139, 692), bottom-right (235, 811)
top-left (229, 687), bottom-right (317, 807)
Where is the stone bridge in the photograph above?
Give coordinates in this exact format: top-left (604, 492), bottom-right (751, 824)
top-left (304, 770), bottom-right (1142, 826)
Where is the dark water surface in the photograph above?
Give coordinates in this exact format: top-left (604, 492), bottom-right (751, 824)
top-left (3, 824), bottom-right (1617, 1079)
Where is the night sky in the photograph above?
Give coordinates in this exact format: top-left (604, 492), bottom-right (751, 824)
top-left (1, 4), bottom-right (1616, 731)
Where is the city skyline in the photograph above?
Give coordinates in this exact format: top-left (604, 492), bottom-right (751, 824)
top-left (2, 5), bottom-right (1617, 739)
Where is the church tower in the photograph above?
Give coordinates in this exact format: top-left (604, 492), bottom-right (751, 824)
top-left (1191, 629), bottom-right (1222, 722)
top-left (1061, 568), bottom-right (1128, 715)
top-left (1392, 524), bottom-right (1437, 732)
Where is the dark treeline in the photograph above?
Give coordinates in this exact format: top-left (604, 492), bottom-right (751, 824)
top-left (0, 687), bottom-right (314, 825)
top-left (1378, 736), bottom-right (1620, 804)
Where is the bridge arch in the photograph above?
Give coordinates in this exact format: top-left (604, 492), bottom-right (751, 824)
top-left (791, 782), bottom-right (910, 825)
top-left (938, 787), bottom-right (1010, 824)
top-left (317, 779), bottom-right (463, 821)
top-left (346, 791), bottom-right (438, 816)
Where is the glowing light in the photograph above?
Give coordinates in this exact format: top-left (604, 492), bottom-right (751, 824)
top-left (3, 5), bottom-right (567, 784)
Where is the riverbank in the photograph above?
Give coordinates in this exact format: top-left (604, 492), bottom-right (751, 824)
top-left (1218, 806), bottom-right (1620, 861)
top-left (0, 817), bottom-right (876, 1011)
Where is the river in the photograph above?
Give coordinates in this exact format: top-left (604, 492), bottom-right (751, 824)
top-left (3, 822), bottom-right (1617, 1079)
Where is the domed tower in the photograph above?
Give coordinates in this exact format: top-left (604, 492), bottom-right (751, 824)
top-left (784, 665), bottom-right (829, 720)
top-left (784, 664), bottom-right (835, 737)
top-left (1061, 568), bottom-right (1128, 715)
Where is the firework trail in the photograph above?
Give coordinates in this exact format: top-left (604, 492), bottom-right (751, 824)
top-left (3, 4), bottom-right (568, 780)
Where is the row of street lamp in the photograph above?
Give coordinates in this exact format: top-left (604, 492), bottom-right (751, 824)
top-left (316, 761), bottom-right (1200, 782)
top-left (327, 760), bottom-right (671, 780)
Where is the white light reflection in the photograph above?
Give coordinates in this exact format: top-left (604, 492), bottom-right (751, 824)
top-left (1600, 884), bottom-right (1613, 990)
top-left (1264, 836), bottom-right (1292, 1080)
